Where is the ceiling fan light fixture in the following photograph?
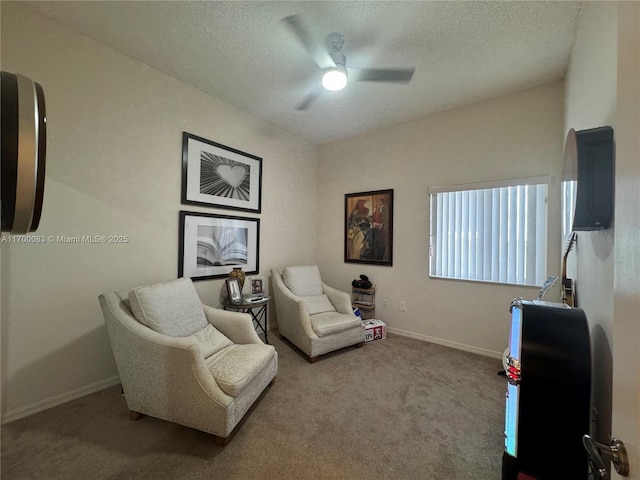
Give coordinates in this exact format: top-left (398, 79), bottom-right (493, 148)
top-left (322, 67), bottom-right (347, 91)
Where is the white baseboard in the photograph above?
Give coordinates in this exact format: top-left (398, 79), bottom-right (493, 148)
top-left (1, 375), bottom-right (121, 425)
top-left (386, 326), bottom-right (503, 360)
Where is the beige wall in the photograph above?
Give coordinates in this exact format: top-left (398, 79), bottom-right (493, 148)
top-left (564, 1), bottom-right (640, 470)
top-left (0, 3), bottom-right (318, 421)
top-left (317, 82), bottom-right (565, 357)
top-left (612, 2), bottom-right (640, 474)
top-left (564, 0), bottom-right (618, 445)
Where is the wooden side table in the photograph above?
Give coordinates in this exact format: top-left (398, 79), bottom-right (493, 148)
top-left (220, 297), bottom-right (271, 343)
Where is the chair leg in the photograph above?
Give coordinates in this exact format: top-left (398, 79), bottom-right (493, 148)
top-left (129, 410), bottom-right (143, 421)
top-left (214, 435), bottom-right (231, 447)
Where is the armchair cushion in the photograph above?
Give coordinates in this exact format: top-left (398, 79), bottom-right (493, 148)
top-left (206, 344), bottom-right (275, 397)
top-left (301, 294), bottom-right (336, 315)
top-left (310, 311), bottom-right (361, 337)
top-left (128, 277), bottom-right (207, 337)
top-left (282, 266), bottom-right (323, 297)
top-left (188, 324), bottom-right (233, 358)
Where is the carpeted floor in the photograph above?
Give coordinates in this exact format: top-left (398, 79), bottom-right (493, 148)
top-left (1, 332), bottom-right (506, 479)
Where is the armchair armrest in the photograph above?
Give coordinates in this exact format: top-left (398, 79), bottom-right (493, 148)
top-left (202, 305), bottom-right (263, 344)
top-left (123, 328), bottom-right (233, 411)
top-left (271, 271), bottom-right (317, 339)
top-left (323, 283), bottom-right (355, 315)
top-left (274, 284), bottom-right (317, 336)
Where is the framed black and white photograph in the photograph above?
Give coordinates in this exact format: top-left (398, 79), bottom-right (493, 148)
top-left (182, 132), bottom-right (262, 213)
top-left (179, 210), bottom-right (260, 281)
top-left (225, 278), bottom-right (243, 304)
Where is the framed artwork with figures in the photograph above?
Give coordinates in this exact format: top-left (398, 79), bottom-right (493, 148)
top-left (181, 132), bottom-right (262, 213)
top-left (344, 189), bottom-right (393, 266)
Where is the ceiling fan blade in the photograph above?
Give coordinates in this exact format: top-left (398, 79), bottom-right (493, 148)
top-left (350, 67), bottom-right (415, 84)
top-left (295, 88), bottom-right (323, 111)
top-left (281, 14), bottom-right (335, 69)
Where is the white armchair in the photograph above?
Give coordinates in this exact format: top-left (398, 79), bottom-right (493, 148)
top-left (271, 266), bottom-right (364, 362)
top-left (98, 277), bottom-right (277, 446)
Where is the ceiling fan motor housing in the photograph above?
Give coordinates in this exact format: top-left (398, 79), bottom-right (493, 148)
top-left (325, 32), bottom-right (345, 53)
top-left (325, 32), bottom-right (346, 69)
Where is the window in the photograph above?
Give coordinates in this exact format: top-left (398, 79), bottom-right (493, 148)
top-left (429, 177), bottom-right (548, 286)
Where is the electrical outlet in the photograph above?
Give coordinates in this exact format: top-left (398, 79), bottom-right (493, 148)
top-left (383, 299), bottom-right (388, 308)
top-left (399, 301), bottom-right (406, 312)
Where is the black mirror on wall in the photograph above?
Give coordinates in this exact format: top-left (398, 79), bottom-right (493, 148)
top-left (1, 71), bottom-right (47, 234)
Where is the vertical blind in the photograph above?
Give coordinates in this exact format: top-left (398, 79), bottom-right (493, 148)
top-left (429, 178), bottom-right (548, 286)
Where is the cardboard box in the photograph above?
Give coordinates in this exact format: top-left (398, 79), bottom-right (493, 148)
top-left (362, 319), bottom-right (387, 342)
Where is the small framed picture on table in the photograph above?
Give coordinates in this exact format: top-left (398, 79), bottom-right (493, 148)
top-left (225, 278), bottom-right (243, 304)
top-left (250, 276), bottom-right (264, 299)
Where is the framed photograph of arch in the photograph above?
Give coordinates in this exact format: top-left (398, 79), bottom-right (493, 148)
top-left (182, 132), bottom-right (262, 213)
top-left (344, 189), bottom-right (393, 266)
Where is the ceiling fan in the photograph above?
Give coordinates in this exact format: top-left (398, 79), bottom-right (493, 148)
top-left (282, 14), bottom-right (416, 110)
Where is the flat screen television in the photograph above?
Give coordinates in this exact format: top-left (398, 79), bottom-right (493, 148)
top-left (563, 126), bottom-right (614, 231)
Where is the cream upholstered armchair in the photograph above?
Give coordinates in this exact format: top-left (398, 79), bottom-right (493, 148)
top-left (98, 277), bottom-right (277, 446)
top-left (272, 265), bottom-right (364, 362)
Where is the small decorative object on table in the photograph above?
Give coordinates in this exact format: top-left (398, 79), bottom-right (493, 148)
top-left (351, 274), bottom-right (372, 289)
top-left (225, 278), bottom-right (243, 304)
top-left (229, 267), bottom-right (246, 290)
top-left (250, 276), bottom-right (264, 299)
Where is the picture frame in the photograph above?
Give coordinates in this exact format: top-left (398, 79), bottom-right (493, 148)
top-left (250, 276), bottom-right (264, 298)
top-left (178, 210), bottom-right (260, 281)
top-left (225, 278), bottom-right (243, 304)
top-left (182, 132), bottom-right (262, 213)
top-left (344, 189), bottom-right (394, 266)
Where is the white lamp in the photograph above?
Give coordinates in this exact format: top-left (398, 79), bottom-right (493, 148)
top-left (322, 66), bottom-right (347, 91)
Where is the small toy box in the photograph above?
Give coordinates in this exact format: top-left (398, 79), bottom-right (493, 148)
top-left (362, 319), bottom-right (387, 342)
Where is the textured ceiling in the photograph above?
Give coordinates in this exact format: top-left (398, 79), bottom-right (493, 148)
top-left (19, 1), bottom-right (582, 145)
